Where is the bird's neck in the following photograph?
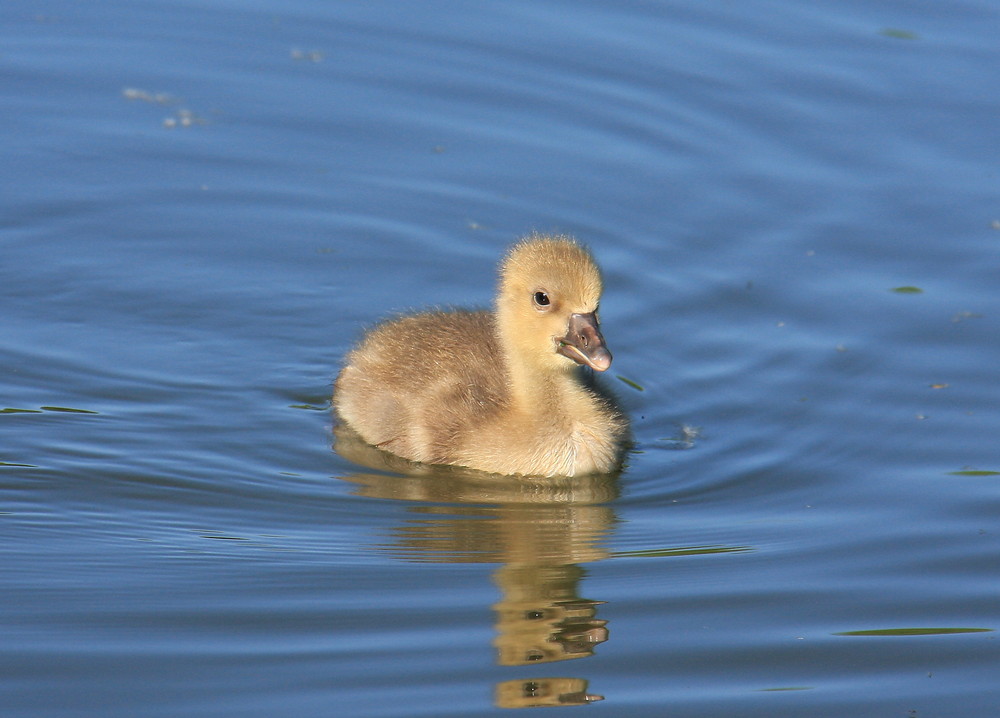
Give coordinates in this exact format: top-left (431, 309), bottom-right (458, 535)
top-left (504, 350), bottom-right (588, 417)
top-left (494, 310), bottom-right (590, 417)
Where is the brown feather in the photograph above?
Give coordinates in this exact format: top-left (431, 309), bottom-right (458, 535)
top-left (333, 234), bottom-right (628, 477)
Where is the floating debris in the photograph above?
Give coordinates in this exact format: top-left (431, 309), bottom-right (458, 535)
top-left (658, 424), bottom-right (700, 450)
top-left (123, 87), bottom-right (209, 129)
top-left (880, 28), bottom-right (918, 40)
top-left (122, 87), bottom-right (178, 105)
top-left (289, 403), bottom-right (329, 411)
top-left (39, 406), bottom-right (99, 414)
top-left (616, 544), bottom-right (751, 558)
top-left (616, 374), bottom-right (644, 391)
top-left (291, 48), bottom-right (324, 62)
top-left (163, 108), bottom-right (208, 128)
top-left (836, 627), bottom-right (992, 636)
top-left (891, 286), bottom-right (923, 294)
top-left (3, 406), bottom-right (97, 414)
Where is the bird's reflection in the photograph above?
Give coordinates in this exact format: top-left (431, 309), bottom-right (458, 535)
top-left (335, 425), bottom-right (617, 708)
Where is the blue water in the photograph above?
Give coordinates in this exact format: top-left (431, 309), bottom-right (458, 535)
top-left (3, 1), bottom-right (999, 716)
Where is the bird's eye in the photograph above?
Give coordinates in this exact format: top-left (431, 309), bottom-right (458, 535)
top-left (533, 291), bottom-right (550, 308)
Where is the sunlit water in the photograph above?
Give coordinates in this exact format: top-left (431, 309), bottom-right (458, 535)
top-left (3, 1), bottom-right (999, 716)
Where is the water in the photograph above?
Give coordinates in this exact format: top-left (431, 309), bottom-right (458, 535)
top-left (3, 1), bottom-right (999, 716)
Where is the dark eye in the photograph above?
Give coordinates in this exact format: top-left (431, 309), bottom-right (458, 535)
top-left (533, 291), bottom-right (550, 308)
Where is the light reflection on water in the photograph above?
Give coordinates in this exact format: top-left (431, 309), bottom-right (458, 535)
top-left (348, 472), bottom-right (614, 708)
top-left (335, 427), bottom-right (755, 709)
top-left (336, 424), bottom-right (616, 707)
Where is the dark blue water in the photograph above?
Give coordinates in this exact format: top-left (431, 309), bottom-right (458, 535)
top-left (3, 1), bottom-right (999, 716)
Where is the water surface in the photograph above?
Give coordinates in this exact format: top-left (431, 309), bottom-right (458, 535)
top-left (3, 1), bottom-right (999, 716)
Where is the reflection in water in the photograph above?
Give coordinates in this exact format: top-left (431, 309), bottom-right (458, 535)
top-left (493, 564), bottom-right (607, 666)
top-left (335, 425), bottom-right (616, 708)
top-left (496, 677), bottom-right (604, 709)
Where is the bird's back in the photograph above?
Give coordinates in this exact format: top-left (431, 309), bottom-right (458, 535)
top-left (334, 310), bottom-right (509, 464)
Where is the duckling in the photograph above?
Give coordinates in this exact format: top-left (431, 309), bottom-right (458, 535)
top-left (333, 234), bottom-right (628, 477)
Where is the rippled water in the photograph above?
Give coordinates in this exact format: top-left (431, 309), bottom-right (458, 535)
top-left (3, 1), bottom-right (999, 716)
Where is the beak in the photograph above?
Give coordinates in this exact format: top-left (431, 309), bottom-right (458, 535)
top-left (557, 312), bottom-right (612, 372)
